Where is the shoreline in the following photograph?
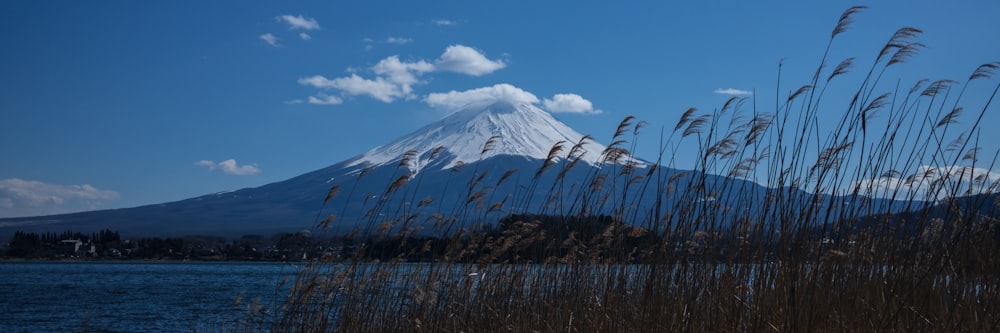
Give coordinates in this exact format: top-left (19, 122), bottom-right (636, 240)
top-left (0, 257), bottom-right (306, 263)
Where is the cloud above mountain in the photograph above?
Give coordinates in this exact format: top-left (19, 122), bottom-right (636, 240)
top-left (0, 178), bottom-right (119, 217)
top-left (299, 74), bottom-right (401, 103)
top-left (435, 45), bottom-right (506, 76)
top-left (372, 56), bottom-right (435, 98)
top-left (425, 84), bottom-right (601, 115)
top-left (295, 45), bottom-right (598, 114)
top-left (425, 84), bottom-right (539, 110)
top-left (297, 44), bottom-right (505, 103)
top-left (543, 93), bottom-right (602, 114)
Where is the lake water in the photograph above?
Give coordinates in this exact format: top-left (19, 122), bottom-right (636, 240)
top-left (0, 261), bottom-right (299, 332)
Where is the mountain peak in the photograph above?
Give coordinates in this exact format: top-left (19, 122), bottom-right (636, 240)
top-left (346, 101), bottom-right (610, 173)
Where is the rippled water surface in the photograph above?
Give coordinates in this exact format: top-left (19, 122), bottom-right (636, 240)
top-left (0, 261), bottom-right (297, 332)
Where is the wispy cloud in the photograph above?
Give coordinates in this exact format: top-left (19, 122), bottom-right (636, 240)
top-left (386, 37), bottom-right (413, 44)
top-left (714, 88), bottom-right (752, 96)
top-left (196, 159), bottom-right (261, 176)
top-left (425, 84), bottom-right (539, 110)
top-left (433, 19), bottom-right (456, 26)
top-left (259, 33), bottom-right (280, 47)
top-left (0, 178), bottom-right (119, 217)
top-left (543, 93), bottom-right (602, 114)
top-left (277, 14), bottom-right (321, 30)
top-left (435, 45), bottom-right (506, 76)
top-left (299, 74), bottom-right (402, 103)
top-left (299, 32), bottom-right (312, 41)
top-left (308, 94), bottom-right (343, 105)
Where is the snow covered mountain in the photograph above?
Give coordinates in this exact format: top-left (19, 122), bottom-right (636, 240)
top-left (346, 100), bottom-right (612, 173)
top-left (0, 99), bottom-right (914, 238)
top-left (0, 100), bottom-right (635, 237)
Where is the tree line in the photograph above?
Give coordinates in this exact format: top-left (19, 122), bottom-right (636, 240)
top-left (4, 213), bottom-right (876, 262)
top-left (2, 229), bottom-right (347, 261)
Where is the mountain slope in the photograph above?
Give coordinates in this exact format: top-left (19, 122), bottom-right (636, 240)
top-left (0, 101), bottom-right (620, 237)
top-left (346, 101), bottom-right (612, 172)
top-left (0, 100), bottom-right (920, 238)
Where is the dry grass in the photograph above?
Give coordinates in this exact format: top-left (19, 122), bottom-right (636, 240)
top-left (230, 7), bottom-right (1000, 333)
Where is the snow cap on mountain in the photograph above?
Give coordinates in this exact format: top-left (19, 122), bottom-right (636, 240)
top-left (347, 92), bottom-right (614, 173)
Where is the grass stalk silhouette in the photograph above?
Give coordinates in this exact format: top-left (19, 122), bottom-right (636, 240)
top-left (231, 6), bottom-right (1000, 332)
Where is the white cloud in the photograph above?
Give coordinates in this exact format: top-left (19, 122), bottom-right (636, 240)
top-left (196, 159), bottom-right (261, 176)
top-left (435, 45), bottom-right (506, 76)
top-left (425, 84), bottom-right (604, 115)
top-left (296, 45), bottom-right (507, 105)
top-left (425, 84), bottom-right (539, 110)
top-left (297, 76), bottom-right (330, 88)
top-left (0, 178), bottom-right (119, 217)
top-left (298, 74), bottom-right (402, 103)
top-left (277, 14), bottom-right (321, 30)
top-left (285, 99), bottom-right (305, 105)
top-left (297, 55), bottom-right (432, 103)
top-left (299, 32), bottom-right (312, 40)
top-left (852, 165), bottom-right (1000, 200)
top-left (386, 37), bottom-right (413, 44)
top-left (373, 56), bottom-right (434, 97)
top-left (433, 19), bottom-right (456, 26)
top-left (543, 93), bottom-right (602, 114)
top-left (714, 88), bottom-right (752, 96)
top-left (259, 33), bottom-right (280, 47)
top-left (308, 94), bottom-right (343, 105)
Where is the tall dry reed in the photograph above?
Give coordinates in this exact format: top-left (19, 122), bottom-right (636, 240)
top-left (233, 6), bottom-right (1000, 332)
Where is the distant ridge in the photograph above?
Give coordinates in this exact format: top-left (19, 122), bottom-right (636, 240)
top-left (0, 100), bottom-right (625, 237)
top-left (0, 99), bottom-right (917, 238)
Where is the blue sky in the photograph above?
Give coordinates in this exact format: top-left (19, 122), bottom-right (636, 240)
top-left (1, 1), bottom-right (998, 217)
